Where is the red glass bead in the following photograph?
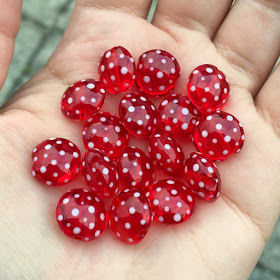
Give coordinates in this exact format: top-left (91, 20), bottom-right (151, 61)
top-left (98, 46), bottom-right (136, 94)
top-left (147, 179), bottom-right (195, 224)
top-left (82, 150), bottom-right (119, 198)
top-left (83, 112), bottom-right (129, 159)
top-left (56, 188), bottom-right (108, 242)
top-left (187, 64), bottom-right (230, 113)
top-left (184, 152), bottom-right (221, 202)
top-left (149, 133), bottom-right (184, 176)
top-left (31, 138), bottom-right (81, 186)
top-left (136, 49), bottom-right (180, 95)
top-left (119, 93), bottom-right (157, 138)
top-left (118, 146), bottom-right (154, 192)
top-left (108, 189), bottom-right (152, 245)
top-left (158, 93), bottom-right (201, 140)
top-left (193, 111), bottom-right (245, 161)
top-left (61, 79), bottom-right (105, 120)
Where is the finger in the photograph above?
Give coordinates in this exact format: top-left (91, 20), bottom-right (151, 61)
top-left (255, 61), bottom-right (280, 134)
top-left (0, 0), bottom-right (22, 90)
top-left (152, 0), bottom-right (233, 39)
top-left (214, 0), bottom-right (280, 96)
top-left (76, 0), bottom-right (153, 19)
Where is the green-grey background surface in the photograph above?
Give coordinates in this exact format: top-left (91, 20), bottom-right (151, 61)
top-left (1, 0), bottom-right (279, 279)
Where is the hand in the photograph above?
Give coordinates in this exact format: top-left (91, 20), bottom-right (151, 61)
top-left (0, 0), bottom-right (22, 90)
top-left (1, 1), bottom-right (280, 279)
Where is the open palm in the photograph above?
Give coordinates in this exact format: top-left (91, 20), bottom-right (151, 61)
top-left (1, 1), bottom-right (280, 279)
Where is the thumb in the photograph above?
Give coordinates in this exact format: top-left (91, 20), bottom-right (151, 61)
top-left (0, 0), bottom-right (22, 90)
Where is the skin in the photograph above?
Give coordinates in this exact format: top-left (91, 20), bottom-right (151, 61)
top-left (0, 0), bottom-right (280, 279)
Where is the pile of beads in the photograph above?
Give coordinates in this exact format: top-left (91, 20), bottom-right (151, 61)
top-left (31, 46), bottom-right (244, 245)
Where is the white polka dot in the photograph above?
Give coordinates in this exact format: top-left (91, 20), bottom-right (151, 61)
top-left (67, 98), bottom-right (73, 104)
top-left (149, 58), bottom-right (153, 63)
top-left (57, 215), bottom-right (63, 221)
top-left (95, 230), bottom-right (100, 237)
top-left (102, 168), bottom-right (109, 175)
top-left (158, 216), bottom-right (164, 222)
top-left (156, 153), bottom-right (161, 160)
top-left (88, 142), bottom-right (94, 148)
top-left (198, 192), bottom-right (205, 198)
top-left (89, 222), bottom-right (95, 229)
top-left (181, 123), bottom-right (188, 130)
top-left (125, 223), bottom-right (131, 229)
top-left (153, 199), bottom-right (159, 205)
top-left (193, 164), bottom-right (199, 172)
top-left (87, 83), bottom-right (95, 89)
top-left (190, 86), bottom-right (196, 92)
top-left (65, 163), bottom-right (70, 169)
top-left (157, 71), bottom-right (163, 78)
top-left (134, 192), bottom-right (141, 199)
top-left (227, 115), bottom-right (234, 121)
top-left (206, 67), bottom-right (213, 73)
top-left (173, 214), bottom-right (181, 222)
top-left (223, 150), bottom-right (229, 155)
top-left (105, 51), bottom-right (111, 58)
top-left (165, 125), bottom-right (171, 131)
top-left (63, 198), bottom-right (69, 204)
top-left (216, 124), bottom-right (222, 130)
top-left (224, 135), bottom-right (231, 142)
top-left (182, 108), bottom-right (189, 115)
top-left (40, 166), bottom-right (47, 173)
top-left (103, 137), bottom-right (109, 143)
top-left (88, 206), bottom-right (95, 213)
top-left (45, 144), bottom-right (52, 150)
top-left (159, 85), bottom-right (165, 91)
top-left (199, 181), bottom-right (204, 188)
top-left (202, 130), bottom-right (208, 138)
top-left (143, 76), bottom-right (150, 83)
top-left (71, 208), bottom-right (79, 216)
top-left (121, 67), bottom-right (128, 75)
top-left (171, 189), bottom-right (177, 195)
top-left (140, 219), bottom-right (146, 225)
top-left (129, 207), bottom-right (136, 214)
top-left (128, 106), bottom-right (135, 113)
top-left (123, 168), bottom-right (128, 173)
top-left (214, 83), bottom-right (220, 89)
top-left (208, 167), bottom-right (214, 173)
top-left (164, 144), bottom-right (171, 150)
top-left (73, 227), bottom-right (81, 234)
top-left (177, 202), bottom-right (182, 208)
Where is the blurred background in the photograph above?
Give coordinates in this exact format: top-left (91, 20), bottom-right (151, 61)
top-left (1, 1), bottom-right (279, 279)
